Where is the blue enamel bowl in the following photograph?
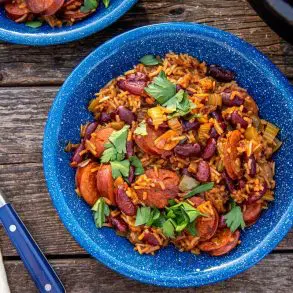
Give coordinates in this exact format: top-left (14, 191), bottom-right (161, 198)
top-left (43, 23), bottom-right (293, 287)
top-left (0, 0), bottom-right (137, 46)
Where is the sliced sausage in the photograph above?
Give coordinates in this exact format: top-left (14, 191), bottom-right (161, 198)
top-left (77, 162), bottom-right (99, 206)
top-left (246, 182), bottom-right (267, 204)
top-left (26, 0), bottom-right (53, 13)
top-left (134, 125), bottom-right (167, 155)
top-left (115, 186), bottom-right (136, 216)
top-left (196, 204), bottom-right (219, 241)
top-left (198, 228), bottom-right (232, 252)
top-left (135, 169), bottom-right (179, 208)
top-left (89, 127), bottom-right (114, 158)
top-left (209, 230), bottom-right (240, 256)
top-left (243, 202), bottom-right (262, 226)
top-left (96, 165), bottom-right (115, 205)
top-left (223, 130), bottom-right (242, 180)
top-left (43, 0), bottom-right (64, 16)
top-left (5, 2), bottom-right (29, 20)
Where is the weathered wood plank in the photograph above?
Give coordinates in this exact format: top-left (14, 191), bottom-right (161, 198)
top-left (4, 254), bottom-right (293, 293)
top-left (0, 0), bottom-right (292, 86)
top-left (0, 87), bottom-right (292, 256)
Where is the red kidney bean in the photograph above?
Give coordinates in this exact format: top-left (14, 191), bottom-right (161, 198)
top-left (208, 65), bottom-right (235, 82)
top-left (209, 127), bottom-right (219, 139)
top-left (222, 171), bottom-right (235, 193)
top-left (98, 112), bottom-right (112, 124)
top-left (84, 122), bottom-right (98, 139)
top-left (128, 165), bottom-right (135, 184)
top-left (182, 168), bottom-right (193, 177)
top-left (109, 215), bottom-right (128, 233)
top-left (230, 111), bottom-right (248, 129)
top-left (210, 111), bottom-right (224, 122)
top-left (218, 215), bottom-right (227, 228)
top-left (71, 142), bottom-right (85, 165)
top-left (248, 155), bottom-right (256, 177)
top-left (146, 118), bottom-right (169, 129)
top-left (182, 120), bottom-right (200, 131)
top-left (174, 143), bottom-right (201, 157)
top-left (196, 161), bottom-right (210, 182)
top-left (221, 90), bottom-right (244, 107)
top-left (115, 187), bottom-right (137, 216)
top-left (176, 84), bottom-right (183, 92)
top-left (117, 106), bottom-right (136, 125)
top-left (238, 179), bottom-right (246, 189)
top-left (117, 72), bottom-right (148, 96)
top-left (246, 182), bottom-right (267, 204)
top-left (202, 138), bottom-right (217, 160)
top-left (143, 232), bottom-right (160, 246)
top-left (126, 140), bottom-right (134, 158)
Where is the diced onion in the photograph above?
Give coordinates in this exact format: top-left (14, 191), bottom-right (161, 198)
top-left (208, 93), bottom-right (222, 107)
top-left (198, 123), bottom-right (212, 142)
top-left (147, 106), bottom-right (167, 130)
top-left (179, 175), bottom-right (200, 192)
top-left (244, 126), bottom-right (258, 141)
top-left (272, 138), bottom-right (282, 153)
top-left (263, 122), bottom-right (279, 143)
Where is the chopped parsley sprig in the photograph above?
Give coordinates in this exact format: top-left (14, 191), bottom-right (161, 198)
top-left (224, 201), bottom-right (245, 232)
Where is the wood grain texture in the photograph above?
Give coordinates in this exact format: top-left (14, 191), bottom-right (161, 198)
top-left (4, 254), bottom-right (293, 293)
top-left (0, 0), bottom-right (292, 291)
top-left (0, 0), bottom-right (292, 86)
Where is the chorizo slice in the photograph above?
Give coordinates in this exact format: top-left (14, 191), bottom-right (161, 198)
top-left (134, 125), bottom-right (166, 155)
top-left (135, 169), bottom-right (179, 208)
top-left (89, 127), bottom-right (114, 158)
top-left (96, 165), bottom-right (115, 205)
top-left (223, 130), bottom-right (242, 180)
top-left (198, 228), bottom-right (232, 252)
top-left (26, 0), bottom-right (53, 14)
top-left (77, 162), bottom-right (99, 206)
top-left (209, 230), bottom-right (240, 256)
top-left (115, 186), bottom-right (136, 216)
top-left (196, 205), bottom-right (219, 241)
top-left (243, 202), bottom-right (262, 226)
top-left (5, 2), bottom-right (29, 20)
top-left (43, 0), bottom-right (64, 16)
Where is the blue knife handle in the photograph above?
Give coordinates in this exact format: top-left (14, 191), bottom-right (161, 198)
top-left (0, 204), bottom-right (65, 293)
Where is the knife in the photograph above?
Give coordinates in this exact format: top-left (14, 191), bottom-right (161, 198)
top-left (0, 189), bottom-right (65, 293)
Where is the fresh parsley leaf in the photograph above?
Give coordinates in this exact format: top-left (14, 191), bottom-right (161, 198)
top-left (109, 125), bottom-right (129, 154)
top-left (146, 208), bottom-right (160, 226)
top-left (224, 201), bottom-right (245, 232)
top-left (134, 121), bottom-right (147, 136)
top-left (92, 198), bottom-right (110, 228)
top-left (101, 125), bottom-right (129, 163)
top-left (129, 156), bottom-right (144, 175)
top-left (163, 90), bottom-right (195, 118)
top-left (103, 0), bottom-right (110, 8)
top-left (139, 55), bottom-right (162, 66)
top-left (186, 221), bottom-right (198, 236)
top-left (144, 71), bottom-right (176, 104)
top-left (25, 21), bottom-right (43, 28)
top-left (184, 182), bottom-right (214, 199)
top-left (168, 199), bottom-right (177, 206)
top-left (162, 218), bottom-right (175, 238)
top-left (152, 213), bottom-right (166, 228)
top-left (135, 206), bottom-right (152, 226)
top-left (110, 160), bottom-right (130, 179)
top-left (80, 0), bottom-right (98, 13)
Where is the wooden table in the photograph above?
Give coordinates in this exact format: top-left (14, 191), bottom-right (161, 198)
top-left (0, 1), bottom-right (292, 292)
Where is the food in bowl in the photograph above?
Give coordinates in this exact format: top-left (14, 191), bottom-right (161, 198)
top-left (1, 0), bottom-right (110, 28)
top-left (66, 52), bottom-right (281, 256)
